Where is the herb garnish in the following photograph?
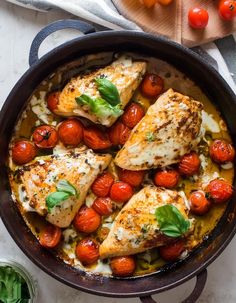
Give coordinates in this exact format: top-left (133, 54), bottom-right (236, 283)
top-left (46, 180), bottom-right (78, 213)
top-left (155, 205), bottom-right (190, 238)
top-left (146, 132), bottom-right (155, 142)
top-left (95, 77), bottom-right (120, 106)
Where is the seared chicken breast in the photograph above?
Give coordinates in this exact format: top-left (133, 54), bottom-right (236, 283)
top-left (15, 149), bottom-right (111, 228)
top-left (54, 57), bottom-right (147, 127)
top-left (100, 186), bottom-right (189, 259)
top-left (115, 89), bottom-right (203, 170)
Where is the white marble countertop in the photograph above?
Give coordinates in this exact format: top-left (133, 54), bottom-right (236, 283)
top-left (1, 2), bottom-right (236, 302)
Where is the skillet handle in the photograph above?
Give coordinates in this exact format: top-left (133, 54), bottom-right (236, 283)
top-left (29, 19), bottom-right (96, 67)
top-left (139, 269), bottom-right (207, 303)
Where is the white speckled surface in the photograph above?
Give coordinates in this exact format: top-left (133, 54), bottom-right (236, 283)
top-left (1, 2), bottom-right (236, 302)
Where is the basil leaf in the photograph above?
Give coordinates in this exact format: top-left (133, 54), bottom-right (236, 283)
top-left (56, 179), bottom-right (77, 196)
top-left (155, 205), bottom-right (190, 238)
top-left (46, 191), bottom-right (71, 213)
top-left (95, 77), bottom-right (120, 106)
top-left (76, 94), bottom-right (123, 119)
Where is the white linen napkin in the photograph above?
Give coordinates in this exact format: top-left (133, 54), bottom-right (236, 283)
top-left (6, 0), bottom-right (236, 93)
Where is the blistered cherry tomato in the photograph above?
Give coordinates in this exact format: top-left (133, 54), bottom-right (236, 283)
top-left (110, 256), bottom-right (136, 277)
top-left (188, 7), bottom-right (209, 29)
top-left (210, 139), bottom-right (235, 164)
top-left (108, 121), bottom-right (131, 146)
top-left (159, 239), bottom-right (185, 261)
top-left (206, 179), bottom-right (233, 204)
top-left (141, 74), bottom-right (164, 98)
top-left (58, 119), bottom-right (83, 147)
top-left (110, 181), bottom-right (133, 203)
top-left (189, 191), bottom-right (211, 216)
top-left (219, 0), bottom-right (236, 21)
top-left (83, 126), bottom-right (112, 150)
top-left (119, 169), bottom-right (145, 187)
top-left (142, 0), bottom-right (158, 8)
top-left (154, 169), bottom-right (180, 189)
top-left (75, 238), bottom-right (99, 265)
top-left (122, 103), bottom-right (145, 129)
top-left (32, 125), bottom-right (58, 149)
top-left (73, 206), bottom-right (101, 233)
top-left (47, 91), bottom-right (60, 112)
top-left (91, 172), bottom-right (114, 197)
top-left (11, 140), bottom-right (36, 165)
top-left (39, 225), bottom-right (62, 248)
top-left (92, 197), bottom-right (114, 216)
top-left (178, 152), bottom-right (201, 176)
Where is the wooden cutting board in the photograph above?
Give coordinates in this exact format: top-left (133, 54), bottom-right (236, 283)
top-left (112, 0), bottom-right (236, 47)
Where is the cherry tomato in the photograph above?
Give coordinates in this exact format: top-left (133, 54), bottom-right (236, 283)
top-left (108, 121), bottom-right (131, 146)
top-left (157, 0), bottom-right (173, 5)
top-left (189, 191), bottom-right (211, 216)
top-left (206, 179), bottom-right (233, 204)
top-left (141, 74), bottom-right (164, 99)
top-left (154, 169), bottom-right (180, 189)
top-left (11, 140), bottom-right (36, 165)
top-left (210, 139), bottom-right (235, 164)
top-left (188, 7), bottom-right (209, 29)
top-left (92, 197), bottom-right (114, 216)
top-left (91, 172), bottom-right (114, 197)
top-left (110, 181), bottom-right (133, 203)
top-left (159, 239), bottom-right (185, 261)
top-left (122, 103), bottom-right (145, 129)
top-left (110, 256), bottom-right (136, 277)
top-left (47, 91), bottom-right (60, 112)
top-left (58, 119), bottom-right (83, 147)
top-left (119, 169), bottom-right (145, 187)
top-left (83, 126), bottom-right (112, 150)
top-left (39, 225), bottom-right (62, 248)
top-left (75, 238), bottom-right (99, 265)
top-left (142, 0), bottom-right (158, 8)
top-left (73, 206), bottom-right (101, 233)
top-left (178, 152), bottom-right (201, 176)
top-left (219, 0), bottom-right (236, 21)
top-left (32, 125), bottom-right (58, 149)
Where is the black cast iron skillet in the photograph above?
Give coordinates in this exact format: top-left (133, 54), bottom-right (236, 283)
top-left (0, 19), bottom-right (236, 303)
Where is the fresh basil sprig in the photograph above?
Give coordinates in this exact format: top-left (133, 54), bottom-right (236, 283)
top-left (155, 205), bottom-right (190, 238)
top-left (95, 77), bottom-right (120, 106)
top-left (46, 180), bottom-right (78, 213)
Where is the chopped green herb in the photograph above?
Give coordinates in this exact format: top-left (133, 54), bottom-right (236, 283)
top-left (155, 204), bottom-right (190, 238)
top-left (56, 179), bottom-right (77, 197)
top-left (95, 77), bottom-right (120, 106)
top-left (146, 132), bottom-right (155, 142)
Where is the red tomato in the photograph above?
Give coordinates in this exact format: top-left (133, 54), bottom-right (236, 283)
top-left (122, 103), bottom-right (145, 128)
top-left (178, 152), bottom-right (201, 176)
top-left (12, 140), bottom-right (36, 165)
top-left (210, 139), bottom-right (235, 164)
top-left (75, 238), bottom-right (99, 265)
top-left (58, 119), bottom-right (83, 147)
top-left (73, 206), bottom-right (101, 233)
top-left (110, 256), bottom-right (136, 277)
top-left (154, 169), bottom-right (180, 189)
top-left (92, 197), bottom-right (114, 216)
top-left (188, 7), bottom-right (209, 29)
top-left (159, 239), bottom-right (185, 261)
top-left (32, 125), bottom-right (58, 149)
top-left (189, 191), bottom-right (211, 216)
top-left (119, 169), bottom-right (145, 187)
top-left (39, 225), bottom-right (62, 248)
top-left (206, 179), bottom-right (233, 204)
top-left (110, 181), bottom-right (133, 203)
top-left (141, 74), bottom-right (164, 98)
top-left (47, 91), bottom-right (60, 112)
top-left (219, 0), bottom-right (236, 20)
top-left (91, 172), bottom-right (114, 197)
top-left (83, 126), bottom-right (112, 150)
top-left (108, 121), bottom-right (131, 146)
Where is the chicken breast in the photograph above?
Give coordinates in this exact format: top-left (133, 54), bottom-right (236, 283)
top-left (99, 186), bottom-right (189, 259)
top-left (15, 149), bottom-right (111, 228)
top-left (54, 56), bottom-right (147, 127)
top-left (115, 89), bottom-right (203, 170)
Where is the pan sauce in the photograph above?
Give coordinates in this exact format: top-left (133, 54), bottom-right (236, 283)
top-left (8, 52), bottom-right (234, 276)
